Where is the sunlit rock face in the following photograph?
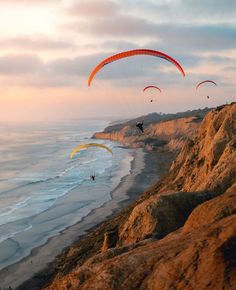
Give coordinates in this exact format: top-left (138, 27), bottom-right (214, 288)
top-left (38, 104), bottom-right (236, 290)
top-left (170, 103), bottom-right (236, 192)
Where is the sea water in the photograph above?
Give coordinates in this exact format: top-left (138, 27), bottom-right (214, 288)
top-left (0, 120), bottom-right (133, 269)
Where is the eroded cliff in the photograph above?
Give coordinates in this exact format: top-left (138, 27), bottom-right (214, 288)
top-left (46, 204), bottom-right (236, 290)
top-left (19, 104), bottom-right (236, 290)
top-left (169, 103), bottom-right (236, 192)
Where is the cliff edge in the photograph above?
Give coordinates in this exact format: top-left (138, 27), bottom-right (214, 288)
top-left (18, 104), bottom-right (235, 290)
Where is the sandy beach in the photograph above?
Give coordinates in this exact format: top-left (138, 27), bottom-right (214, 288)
top-left (0, 148), bottom-right (163, 289)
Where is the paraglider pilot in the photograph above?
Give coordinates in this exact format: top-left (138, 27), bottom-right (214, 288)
top-left (136, 121), bottom-right (144, 133)
top-left (90, 175), bottom-right (96, 181)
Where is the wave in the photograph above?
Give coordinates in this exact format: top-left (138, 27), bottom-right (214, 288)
top-left (0, 222), bottom-right (32, 244)
top-left (20, 157), bottom-right (102, 185)
top-left (0, 196), bottom-right (32, 220)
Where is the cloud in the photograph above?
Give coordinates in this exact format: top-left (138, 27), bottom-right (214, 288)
top-left (0, 53), bottom-right (105, 87)
top-left (124, 0), bottom-right (236, 23)
top-left (16, 75), bottom-right (76, 88)
top-left (97, 40), bottom-right (138, 51)
top-left (66, 0), bottom-right (119, 18)
top-left (0, 36), bottom-right (76, 51)
top-left (64, 0), bottom-right (236, 25)
top-left (65, 13), bottom-right (236, 53)
top-left (0, 51), bottom-right (207, 87)
top-left (64, 14), bottom-right (154, 38)
top-left (0, 48), bottom-right (232, 89)
top-left (0, 52), bottom-right (176, 88)
top-left (222, 66), bottom-right (236, 72)
top-left (182, 0), bottom-right (236, 17)
top-left (48, 53), bottom-right (106, 76)
top-left (0, 0), bottom-right (59, 4)
top-left (0, 54), bottom-right (78, 88)
top-left (0, 54), bottom-right (43, 75)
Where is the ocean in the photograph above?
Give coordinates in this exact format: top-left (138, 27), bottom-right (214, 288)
top-left (0, 120), bottom-right (133, 270)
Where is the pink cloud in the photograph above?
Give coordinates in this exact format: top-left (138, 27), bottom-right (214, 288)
top-left (0, 36), bottom-right (76, 51)
top-left (66, 0), bottom-right (119, 18)
top-left (0, 0), bottom-right (59, 4)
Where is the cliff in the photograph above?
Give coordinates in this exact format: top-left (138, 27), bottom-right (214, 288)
top-left (18, 104), bottom-right (235, 290)
top-left (117, 104), bottom-right (236, 247)
top-left (168, 103), bottom-right (236, 192)
top-left (45, 195), bottom-right (236, 290)
top-left (93, 110), bottom-right (209, 151)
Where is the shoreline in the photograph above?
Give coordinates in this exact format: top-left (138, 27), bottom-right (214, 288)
top-left (0, 148), bottom-right (158, 289)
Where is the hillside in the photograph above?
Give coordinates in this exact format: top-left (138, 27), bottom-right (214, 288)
top-left (18, 103), bottom-right (236, 290)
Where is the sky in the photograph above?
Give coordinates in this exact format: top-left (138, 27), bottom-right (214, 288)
top-left (0, 0), bottom-right (235, 122)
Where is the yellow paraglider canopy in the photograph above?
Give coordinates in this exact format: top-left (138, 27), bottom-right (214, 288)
top-left (70, 143), bottom-right (113, 159)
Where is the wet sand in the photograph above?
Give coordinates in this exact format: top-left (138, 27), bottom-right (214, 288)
top-left (0, 148), bottom-right (161, 289)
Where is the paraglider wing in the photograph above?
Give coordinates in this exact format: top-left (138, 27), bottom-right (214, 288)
top-left (70, 143), bottom-right (113, 158)
top-left (143, 85), bottom-right (162, 93)
top-left (196, 80), bottom-right (217, 90)
top-left (88, 49), bottom-right (185, 86)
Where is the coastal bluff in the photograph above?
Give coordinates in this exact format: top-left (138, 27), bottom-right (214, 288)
top-left (18, 104), bottom-right (235, 290)
top-left (93, 110), bottom-right (209, 151)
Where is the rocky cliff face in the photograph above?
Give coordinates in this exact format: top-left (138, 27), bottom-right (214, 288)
top-left (169, 103), bottom-right (236, 192)
top-left (24, 104), bottom-right (236, 290)
top-left (118, 103), bottom-right (236, 246)
top-left (46, 201), bottom-right (236, 290)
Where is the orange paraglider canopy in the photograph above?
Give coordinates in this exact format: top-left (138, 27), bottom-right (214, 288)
top-left (88, 49), bottom-right (185, 86)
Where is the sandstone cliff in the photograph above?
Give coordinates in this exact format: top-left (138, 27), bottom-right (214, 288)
top-left (118, 103), bottom-right (235, 246)
top-left (45, 198), bottom-right (236, 290)
top-left (169, 103), bottom-right (236, 192)
top-left (93, 112), bottom-right (206, 151)
top-left (18, 104), bottom-right (235, 290)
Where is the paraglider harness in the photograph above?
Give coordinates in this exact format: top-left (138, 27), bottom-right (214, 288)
top-left (90, 175), bottom-right (96, 181)
top-left (136, 121), bottom-right (144, 133)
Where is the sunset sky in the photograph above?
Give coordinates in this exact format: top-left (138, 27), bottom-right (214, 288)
top-left (0, 0), bottom-right (235, 122)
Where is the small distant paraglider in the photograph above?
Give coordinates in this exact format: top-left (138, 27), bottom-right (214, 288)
top-left (143, 86), bottom-right (162, 102)
top-left (70, 143), bottom-right (113, 181)
top-left (90, 175), bottom-right (96, 181)
top-left (196, 80), bottom-right (217, 99)
top-left (143, 86), bottom-right (162, 93)
top-left (196, 80), bottom-right (217, 90)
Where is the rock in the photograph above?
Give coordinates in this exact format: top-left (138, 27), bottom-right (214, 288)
top-left (118, 191), bottom-right (215, 246)
top-left (183, 190), bottom-right (236, 232)
top-left (101, 230), bottom-right (118, 253)
top-left (45, 210), bottom-right (236, 290)
top-left (170, 103), bottom-right (236, 192)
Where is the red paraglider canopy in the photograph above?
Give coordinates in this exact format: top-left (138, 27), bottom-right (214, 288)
top-left (88, 49), bottom-right (185, 86)
top-left (196, 80), bottom-right (217, 90)
top-left (143, 86), bottom-right (162, 93)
